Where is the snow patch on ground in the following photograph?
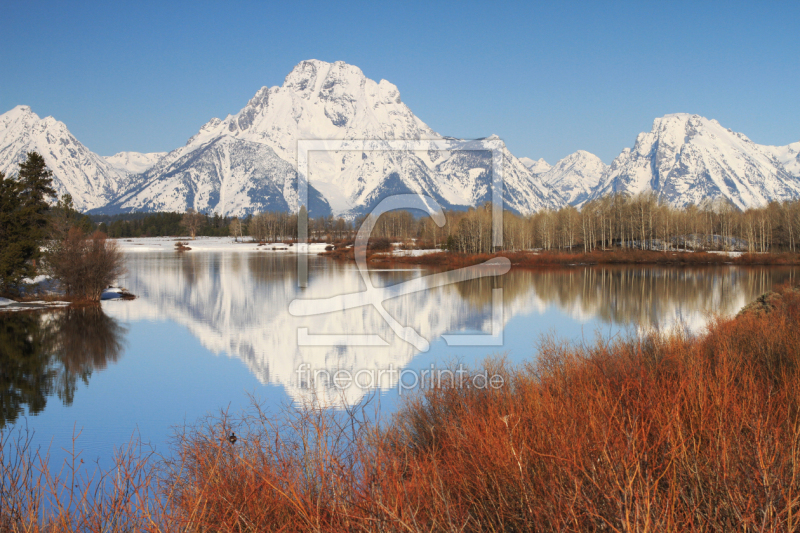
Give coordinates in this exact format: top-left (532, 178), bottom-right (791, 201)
top-left (0, 300), bottom-right (71, 312)
top-left (22, 275), bottom-right (50, 284)
top-left (389, 249), bottom-right (443, 257)
top-left (115, 236), bottom-right (332, 253)
top-left (707, 251), bottom-right (745, 257)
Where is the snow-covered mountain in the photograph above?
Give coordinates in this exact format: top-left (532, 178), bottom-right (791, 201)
top-left (592, 114), bottom-right (800, 209)
top-left (102, 60), bottom-right (562, 217)
top-left (0, 106), bottom-right (129, 211)
top-left (539, 150), bottom-right (608, 206)
top-left (105, 151), bottom-right (166, 175)
top-left (520, 157), bottom-right (551, 174)
top-left (4, 80), bottom-right (800, 215)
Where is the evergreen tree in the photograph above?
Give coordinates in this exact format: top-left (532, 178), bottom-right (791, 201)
top-left (0, 153), bottom-right (56, 293)
top-left (0, 170), bottom-right (26, 292)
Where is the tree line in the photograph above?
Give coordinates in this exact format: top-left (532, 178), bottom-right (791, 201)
top-left (89, 193), bottom-right (800, 254)
top-left (363, 194), bottom-right (800, 254)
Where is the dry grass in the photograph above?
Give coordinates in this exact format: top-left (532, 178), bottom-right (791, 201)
top-left (3, 284), bottom-right (800, 531)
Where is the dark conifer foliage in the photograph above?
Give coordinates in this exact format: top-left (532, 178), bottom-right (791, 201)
top-left (0, 152), bottom-right (56, 294)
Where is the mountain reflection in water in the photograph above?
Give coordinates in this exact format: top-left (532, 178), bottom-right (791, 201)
top-left (0, 308), bottom-right (126, 427)
top-left (104, 252), bottom-right (798, 405)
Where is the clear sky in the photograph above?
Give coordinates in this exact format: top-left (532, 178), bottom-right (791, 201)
top-left (2, 0), bottom-right (798, 164)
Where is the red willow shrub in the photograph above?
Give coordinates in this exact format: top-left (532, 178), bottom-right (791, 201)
top-left (155, 283), bottom-right (800, 531)
top-left (46, 228), bottom-right (125, 301)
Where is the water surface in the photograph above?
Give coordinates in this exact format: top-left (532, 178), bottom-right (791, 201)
top-left (1, 252), bottom-right (796, 465)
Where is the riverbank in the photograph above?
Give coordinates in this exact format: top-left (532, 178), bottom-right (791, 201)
top-left (2, 282), bottom-right (799, 531)
top-left (0, 289), bottom-right (135, 313)
top-left (114, 236), bottom-right (331, 253)
top-left (324, 246), bottom-right (800, 269)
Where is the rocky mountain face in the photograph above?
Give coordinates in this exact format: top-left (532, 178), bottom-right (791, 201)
top-left (591, 114), bottom-right (800, 209)
top-left (0, 106), bottom-right (129, 211)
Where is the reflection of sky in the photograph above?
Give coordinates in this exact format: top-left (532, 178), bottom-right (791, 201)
top-left (21, 319), bottom-right (289, 471)
top-left (13, 253), bottom-right (799, 470)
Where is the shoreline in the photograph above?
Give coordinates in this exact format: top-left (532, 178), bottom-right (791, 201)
top-left (324, 247), bottom-right (800, 269)
top-left (0, 291), bottom-right (135, 314)
top-left (111, 237), bottom-right (800, 268)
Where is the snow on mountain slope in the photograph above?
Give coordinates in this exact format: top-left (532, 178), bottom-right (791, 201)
top-left (520, 157), bottom-right (551, 174)
top-left (765, 141), bottom-right (800, 178)
top-left (540, 150), bottom-right (607, 206)
top-left (105, 135), bottom-right (330, 216)
top-left (105, 151), bottom-right (166, 175)
top-left (108, 60), bottom-right (561, 217)
top-left (0, 106), bottom-right (126, 211)
top-left (431, 137), bottom-right (563, 214)
top-left (592, 114), bottom-right (800, 209)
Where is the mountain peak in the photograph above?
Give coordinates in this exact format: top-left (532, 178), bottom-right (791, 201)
top-left (11, 104), bottom-right (34, 115)
top-left (1, 105), bottom-right (40, 130)
top-left (283, 59), bottom-right (366, 94)
top-left (0, 105), bottom-right (127, 211)
top-left (99, 60), bottom-right (559, 217)
top-left (540, 150), bottom-right (608, 206)
top-left (593, 113), bottom-right (800, 209)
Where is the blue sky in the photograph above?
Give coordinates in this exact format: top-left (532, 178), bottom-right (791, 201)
top-left (2, 0), bottom-right (798, 164)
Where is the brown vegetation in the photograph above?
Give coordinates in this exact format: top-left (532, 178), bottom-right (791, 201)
top-left (3, 284), bottom-right (800, 531)
top-left (180, 209), bottom-right (205, 240)
top-left (376, 248), bottom-right (800, 269)
top-left (45, 228), bottom-right (126, 302)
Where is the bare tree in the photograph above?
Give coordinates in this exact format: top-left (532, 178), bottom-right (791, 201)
top-left (181, 208), bottom-right (205, 240)
top-left (46, 228), bottom-right (126, 301)
top-left (229, 217), bottom-right (243, 242)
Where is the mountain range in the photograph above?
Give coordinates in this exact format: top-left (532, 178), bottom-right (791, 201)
top-left (1, 60), bottom-right (798, 215)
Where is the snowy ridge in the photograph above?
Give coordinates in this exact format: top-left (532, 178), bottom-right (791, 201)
top-left (0, 106), bottom-right (129, 211)
top-left (105, 151), bottom-right (166, 175)
top-left (520, 157), bottom-right (552, 174)
top-left (592, 114), bottom-right (800, 209)
top-left (765, 141), bottom-right (800, 178)
top-left (539, 150), bottom-right (608, 206)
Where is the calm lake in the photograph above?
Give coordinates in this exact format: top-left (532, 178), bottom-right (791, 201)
top-left (2, 251), bottom-right (797, 467)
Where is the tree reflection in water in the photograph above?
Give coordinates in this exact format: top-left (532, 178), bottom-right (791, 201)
top-left (0, 307), bottom-right (126, 427)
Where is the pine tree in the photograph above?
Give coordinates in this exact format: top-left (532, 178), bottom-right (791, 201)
top-left (18, 151), bottom-right (56, 242)
top-left (0, 152), bottom-right (56, 294)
